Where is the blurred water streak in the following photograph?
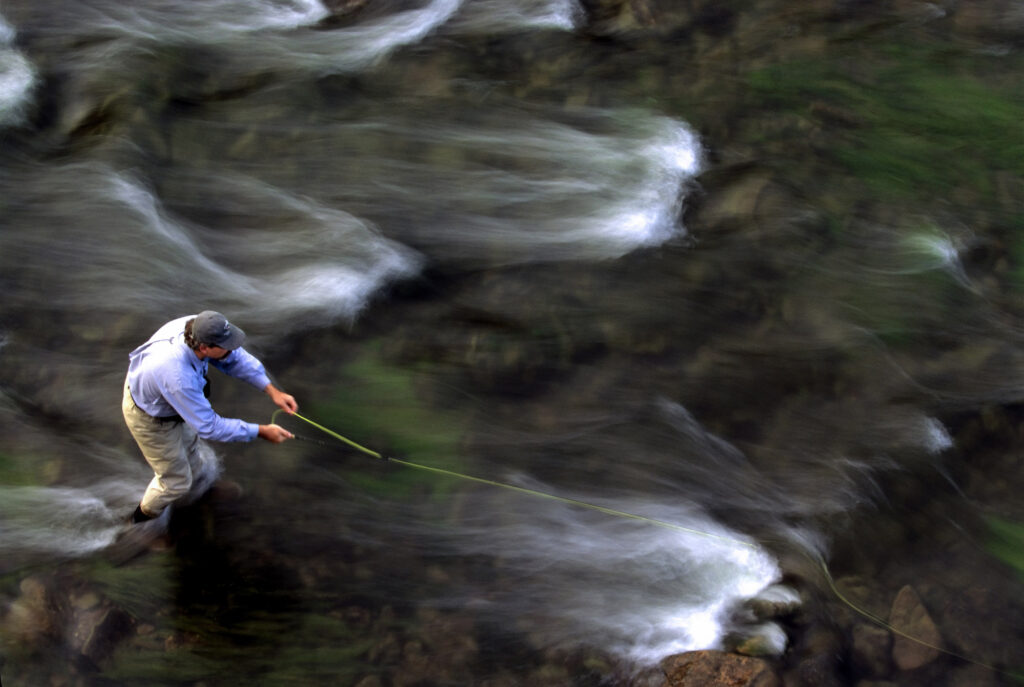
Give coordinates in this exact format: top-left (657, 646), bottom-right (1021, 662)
top-left (1, 0), bottom-right (1022, 683)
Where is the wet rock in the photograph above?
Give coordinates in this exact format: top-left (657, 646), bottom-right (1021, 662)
top-left (951, 0), bottom-right (1024, 38)
top-left (32, 62), bottom-right (137, 143)
top-left (3, 575), bottom-right (134, 667)
top-left (67, 602), bottom-right (133, 664)
top-left (734, 623), bottom-right (788, 658)
top-left (850, 622), bottom-right (891, 677)
top-left (578, 0), bottom-right (708, 35)
top-left (368, 631), bottom-right (402, 665)
top-left (691, 168), bottom-right (772, 229)
top-left (577, 0), bottom-right (652, 33)
top-left (827, 575), bottom-right (888, 630)
top-left (690, 165), bottom-right (798, 238)
top-left (888, 585), bottom-right (942, 670)
top-left (660, 650), bottom-right (780, 687)
top-left (1, 575), bottom-right (59, 647)
top-left (783, 625), bottom-right (844, 687)
top-left (394, 640), bottom-right (430, 686)
top-left (792, 652), bottom-right (844, 687)
top-left (932, 582), bottom-right (1015, 668)
top-left (746, 585), bottom-right (802, 621)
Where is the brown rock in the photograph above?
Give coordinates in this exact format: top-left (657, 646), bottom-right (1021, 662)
top-left (783, 625), bottom-right (844, 687)
top-left (850, 622), bottom-right (891, 677)
top-left (888, 585), bottom-right (942, 670)
top-left (661, 650), bottom-right (780, 687)
top-left (952, 0), bottom-right (1024, 37)
top-left (1, 576), bottom-right (58, 647)
top-left (68, 604), bottom-right (133, 663)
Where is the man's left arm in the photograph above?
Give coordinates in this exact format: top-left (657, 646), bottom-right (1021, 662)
top-left (212, 348), bottom-right (297, 415)
top-left (264, 382), bottom-right (298, 415)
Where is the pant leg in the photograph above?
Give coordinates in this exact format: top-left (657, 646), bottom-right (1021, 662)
top-left (122, 380), bottom-right (194, 516)
top-left (179, 422), bottom-right (221, 503)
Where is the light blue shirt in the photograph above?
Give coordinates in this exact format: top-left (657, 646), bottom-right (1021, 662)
top-left (126, 315), bottom-right (271, 442)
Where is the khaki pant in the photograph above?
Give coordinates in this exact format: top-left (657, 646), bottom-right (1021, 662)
top-left (122, 380), bottom-right (206, 517)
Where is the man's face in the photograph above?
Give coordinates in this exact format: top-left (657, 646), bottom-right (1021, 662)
top-left (199, 344), bottom-right (232, 361)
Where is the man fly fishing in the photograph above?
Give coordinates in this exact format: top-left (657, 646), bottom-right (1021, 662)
top-left (122, 310), bottom-right (296, 523)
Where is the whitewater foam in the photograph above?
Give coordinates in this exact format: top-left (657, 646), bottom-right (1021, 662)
top-left (0, 13), bottom-right (35, 127)
top-left (0, 162), bottom-right (421, 332)
top-left (446, 0), bottom-right (583, 33)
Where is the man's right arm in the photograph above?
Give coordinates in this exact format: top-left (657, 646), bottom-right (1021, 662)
top-left (162, 375), bottom-right (259, 442)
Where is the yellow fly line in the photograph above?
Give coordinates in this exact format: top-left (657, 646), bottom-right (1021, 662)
top-left (272, 409), bottom-right (1021, 679)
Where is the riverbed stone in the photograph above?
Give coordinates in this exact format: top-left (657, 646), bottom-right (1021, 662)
top-left (578, 0), bottom-right (715, 35)
top-left (850, 621), bottom-right (891, 677)
top-left (746, 584), bottom-right (802, 620)
top-left (782, 624), bottom-right (844, 687)
top-left (947, 663), bottom-right (998, 687)
top-left (67, 603), bottom-right (133, 664)
top-left (888, 585), bottom-right (942, 670)
top-left (660, 650), bottom-right (780, 687)
top-left (1, 575), bottom-right (58, 647)
top-left (734, 623), bottom-right (788, 658)
top-left (790, 651), bottom-right (844, 687)
top-left (952, 0), bottom-right (1024, 38)
top-left (694, 170), bottom-right (773, 229)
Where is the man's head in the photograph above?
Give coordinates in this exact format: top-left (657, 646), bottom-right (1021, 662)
top-left (188, 311), bottom-right (246, 352)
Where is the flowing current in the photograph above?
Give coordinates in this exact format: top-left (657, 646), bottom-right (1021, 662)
top-left (1, 0), bottom-right (1023, 685)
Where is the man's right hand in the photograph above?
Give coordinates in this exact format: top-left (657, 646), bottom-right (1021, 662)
top-left (258, 423), bottom-right (294, 443)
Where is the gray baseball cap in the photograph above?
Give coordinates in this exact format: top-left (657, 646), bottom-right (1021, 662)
top-left (193, 311), bottom-right (246, 350)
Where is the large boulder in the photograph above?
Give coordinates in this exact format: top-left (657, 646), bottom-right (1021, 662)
top-left (661, 650), bottom-right (780, 687)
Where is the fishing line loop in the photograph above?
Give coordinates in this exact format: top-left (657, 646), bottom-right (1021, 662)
top-left (271, 409), bottom-right (1022, 679)
top-left (271, 409), bottom-right (757, 549)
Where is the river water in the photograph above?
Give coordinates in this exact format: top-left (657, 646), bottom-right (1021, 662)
top-left (1, 0), bottom-right (1023, 685)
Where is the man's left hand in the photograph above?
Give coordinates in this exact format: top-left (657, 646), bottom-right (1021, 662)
top-left (265, 384), bottom-right (298, 414)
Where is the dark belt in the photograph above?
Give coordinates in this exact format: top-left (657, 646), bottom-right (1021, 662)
top-left (129, 385), bottom-right (183, 424)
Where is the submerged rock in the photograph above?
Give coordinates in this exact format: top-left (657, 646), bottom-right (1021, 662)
top-left (952, 0), bottom-right (1024, 38)
top-left (734, 623), bottom-right (788, 658)
top-left (888, 585), bottom-right (942, 670)
top-left (1, 575), bottom-right (59, 648)
top-left (850, 621), bottom-right (892, 677)
top-left (660, 650), bottom-right (780, 687)
top-left (783, 625), bottom-right (845, 687)
top-left (67, 602), bottom-right (133, 664)
top-left (745, 584), bottom-right (802, 620)
top-left (1, 574), bottom-right (135, 670)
